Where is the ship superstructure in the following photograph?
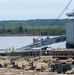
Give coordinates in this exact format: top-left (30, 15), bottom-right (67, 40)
top-left (66, 12), bottom-right (74, 48)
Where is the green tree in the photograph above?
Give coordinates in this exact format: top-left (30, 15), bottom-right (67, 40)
top-left (6, 50), bottom-right (15, 56)
top-left (18, 26), bottom-right (23, 33)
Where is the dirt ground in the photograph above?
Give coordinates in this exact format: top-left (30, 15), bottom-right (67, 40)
top-left (0, 68), bottom-right (73, 75)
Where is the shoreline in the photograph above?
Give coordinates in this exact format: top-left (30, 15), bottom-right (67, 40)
top-left (0, 34), bottom-right (55, 36)
top-left (0, 34), bottom-right (33, 36)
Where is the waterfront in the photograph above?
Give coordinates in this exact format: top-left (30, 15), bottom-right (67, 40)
top-left (0, 36), bottom-right (66, 49)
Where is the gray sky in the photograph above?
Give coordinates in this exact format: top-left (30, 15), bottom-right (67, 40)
top-left (0, 0), bottom-right (74, 20)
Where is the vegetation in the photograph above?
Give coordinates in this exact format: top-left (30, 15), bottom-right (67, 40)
top-left (0, 19), bottom-right (66, 36)
top-left (0, 26), bottom-right (66, 36)
top-left (0, 19), bottom-right (66, 27)
top-left (5, 50), bottom-right (15, 56)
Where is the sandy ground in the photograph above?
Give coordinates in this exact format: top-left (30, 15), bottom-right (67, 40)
top-left (0, 68), bottom-right (73, 75)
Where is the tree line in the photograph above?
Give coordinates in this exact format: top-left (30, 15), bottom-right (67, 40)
top-left (0, 26), bottom-right (66, 36)
top-left (0, 19), bottom-right (65, 27)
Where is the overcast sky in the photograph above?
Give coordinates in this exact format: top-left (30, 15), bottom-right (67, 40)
top-left (0, 0), bottom-right (74, 20)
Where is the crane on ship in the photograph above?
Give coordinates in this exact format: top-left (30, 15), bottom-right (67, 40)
top-left (51, 0), bottom-right (74, 50)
